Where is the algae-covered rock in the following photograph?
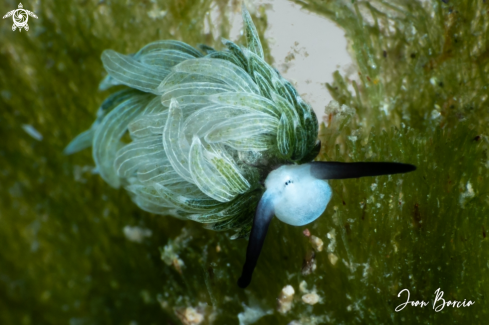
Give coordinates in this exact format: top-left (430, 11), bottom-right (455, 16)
top-left (0, 0), bottom-right (488, 324)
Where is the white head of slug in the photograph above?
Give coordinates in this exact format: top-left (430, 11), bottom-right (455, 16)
top-left (237, 161), bottom-right (415, 288)
top-left (265, 164), bottom-right (332, 226)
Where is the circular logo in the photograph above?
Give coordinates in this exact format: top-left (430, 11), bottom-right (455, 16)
top-left (13, 9), bottom-right (28, 27)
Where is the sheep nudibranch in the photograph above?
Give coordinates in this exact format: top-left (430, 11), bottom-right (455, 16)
top-left (64, 5), bottom-right (416, 289)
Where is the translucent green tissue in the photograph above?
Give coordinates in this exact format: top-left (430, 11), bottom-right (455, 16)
top-left (0, 0), bottom-right (487, 324)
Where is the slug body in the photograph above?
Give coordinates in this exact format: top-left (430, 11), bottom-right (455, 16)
top-left (65, 6), bottom-right (416, 289)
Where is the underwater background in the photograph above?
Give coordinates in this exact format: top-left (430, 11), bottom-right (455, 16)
top-left (1, 0), bottom-right (488, 324)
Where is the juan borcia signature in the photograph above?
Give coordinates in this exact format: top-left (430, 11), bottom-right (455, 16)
top-left (395, 289), bottom-right (475, 312)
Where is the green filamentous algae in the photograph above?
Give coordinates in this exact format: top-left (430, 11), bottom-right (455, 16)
top-left (0, 0), bottom-right (488, 324)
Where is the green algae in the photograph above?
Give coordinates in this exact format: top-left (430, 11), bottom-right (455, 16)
top-left (1, 0), bottom-right (488, 324)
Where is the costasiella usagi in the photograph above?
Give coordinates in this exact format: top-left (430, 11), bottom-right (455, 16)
top-left (65, 5), bottom-right (416, 288)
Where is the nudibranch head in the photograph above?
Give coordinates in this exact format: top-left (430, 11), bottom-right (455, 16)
top-left (265, 164), bottom-right (332, 226)
top-left (237, 161), bottom-right (415, 288)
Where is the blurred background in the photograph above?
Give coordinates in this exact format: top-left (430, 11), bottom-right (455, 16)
top-left (1, 0), bottom-right (488, 324)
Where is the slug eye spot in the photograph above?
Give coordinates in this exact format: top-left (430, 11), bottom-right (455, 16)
top-left (285, 180), bottom-right (293, 186)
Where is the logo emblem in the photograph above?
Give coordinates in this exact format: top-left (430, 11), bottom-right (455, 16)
top-left (3, 3), bottom-right (38, 32)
